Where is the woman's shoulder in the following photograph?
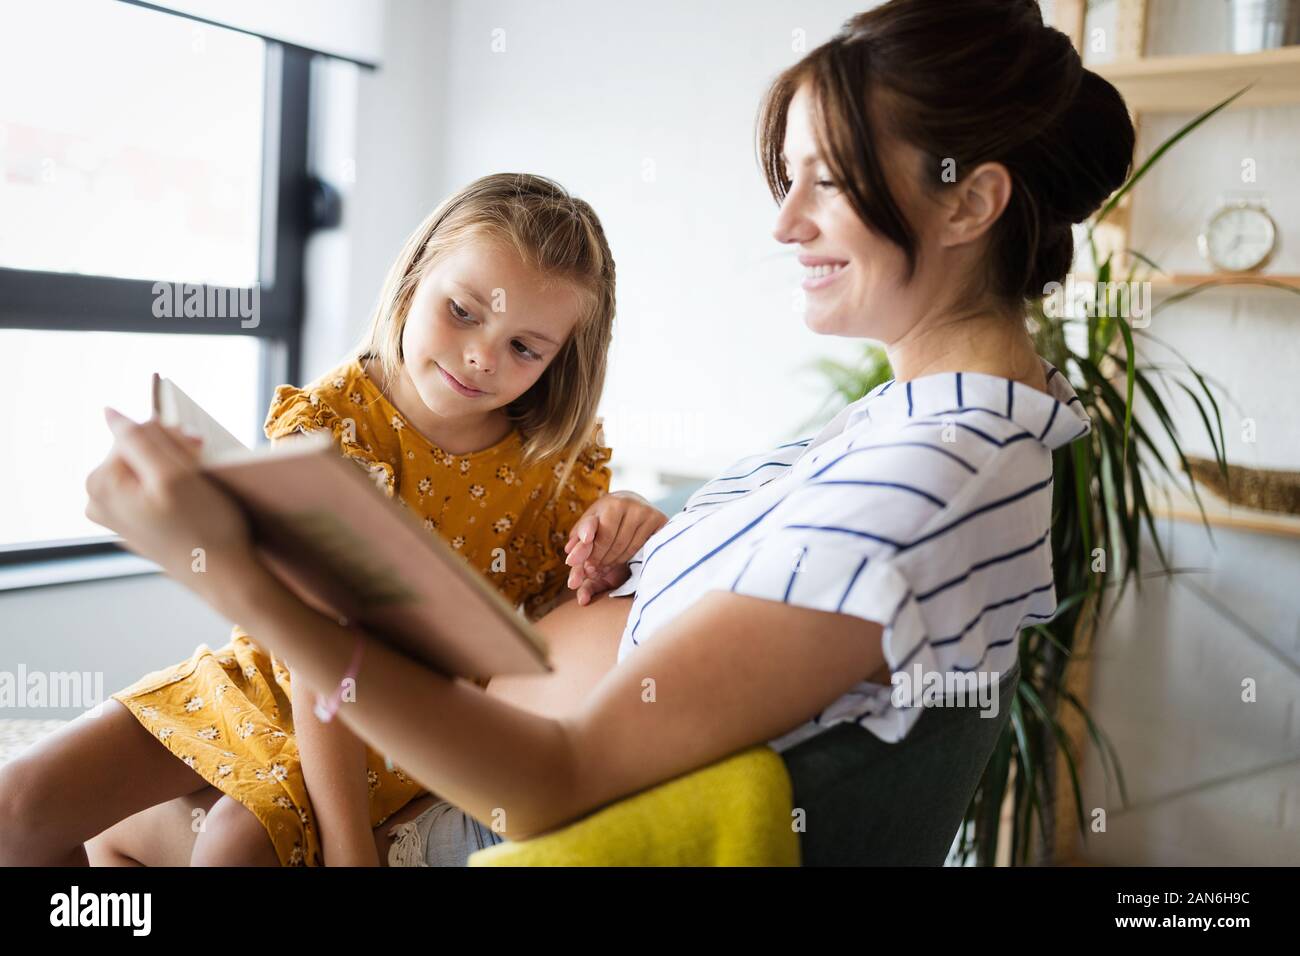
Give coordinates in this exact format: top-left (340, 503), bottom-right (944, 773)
top-left (684, 409), bottom-right (1043, 566)
top-left (796, 414), bottom-right (1043, 523)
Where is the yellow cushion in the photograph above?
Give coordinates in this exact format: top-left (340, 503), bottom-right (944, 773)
top-left (468, 746), bottom-right (799, 866)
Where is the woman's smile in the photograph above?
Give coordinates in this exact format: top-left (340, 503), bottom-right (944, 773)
top-left (801, 259), bottom-right (850, 291)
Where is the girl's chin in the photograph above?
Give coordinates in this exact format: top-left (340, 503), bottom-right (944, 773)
top-left (420, 378), bottom-right (509, 415)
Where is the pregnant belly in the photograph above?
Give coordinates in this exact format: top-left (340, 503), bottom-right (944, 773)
top-left (483, 592), bottom-right (632, 719)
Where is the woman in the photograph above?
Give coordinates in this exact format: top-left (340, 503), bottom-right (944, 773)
top-left (0, 0), bottom-right (1133, 866)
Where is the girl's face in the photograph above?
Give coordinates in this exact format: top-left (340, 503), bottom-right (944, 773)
top-left (772, 83), bottom-right (940, 343)
top-left (400, 237), bottom-right (582, 419)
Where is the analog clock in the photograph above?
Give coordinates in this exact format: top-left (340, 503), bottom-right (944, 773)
top-left (1198, 202), bottom-right (1278, 273)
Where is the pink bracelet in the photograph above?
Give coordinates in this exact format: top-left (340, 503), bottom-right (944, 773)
top-left (313, 622), bottom-right (365, 723)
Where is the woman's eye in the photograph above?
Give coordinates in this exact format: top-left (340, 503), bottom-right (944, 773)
top-left (815, 179), bottom-right (839, 191)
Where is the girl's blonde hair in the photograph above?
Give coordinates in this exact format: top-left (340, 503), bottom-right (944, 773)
top-left (353, 173), bottom-right (616, 493)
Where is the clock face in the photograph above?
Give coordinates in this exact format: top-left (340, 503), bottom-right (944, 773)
top-left (1200, 204), bottom-right (1277, 273)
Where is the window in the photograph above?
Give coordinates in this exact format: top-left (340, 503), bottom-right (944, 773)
top-left (0, 0), bottom-right (311, 559)
top-left (0, 1), bottom-right (264, 284)
top-left (0, 329), bottom-right (264, 547)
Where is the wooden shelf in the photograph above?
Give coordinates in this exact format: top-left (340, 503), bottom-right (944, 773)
top-left (1072, 272), bottom-right (1300, 290)
top-left (1094, 46), bottom-right (1300, 112)
top-left (1152, 484), bottom-right (1300, 540)
top-left (1147, 272), bottom-right (1300, 288)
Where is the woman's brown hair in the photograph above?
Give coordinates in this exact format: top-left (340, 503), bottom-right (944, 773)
top-left (758, 0), bottom-right (1135, 306)
top-left (353, 172), bottom-right (616, 493)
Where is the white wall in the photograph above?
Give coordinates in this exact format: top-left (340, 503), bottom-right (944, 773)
top-left (431, 0), bottom-right (876, 489)
top-left (300, 0), bottom-right (452, 381)
top-left (1127, 2), bottom-right (1300, 469)
top-left (0, 574), bottom-right (232, 720)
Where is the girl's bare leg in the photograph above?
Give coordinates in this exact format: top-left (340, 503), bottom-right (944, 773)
top-left (188, 795), bottom-right (282, 866)
top-left (74, 594), bottom-right (634, 867)
top-left (0, 699), bottom-right (212, 865)
top-left (86, 786), bottom-right (223, 866)
top-left (97, 785), bottom-right (426, 867)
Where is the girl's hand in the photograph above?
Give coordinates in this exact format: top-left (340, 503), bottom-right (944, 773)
top-left (563, 490), bottom-right (668, 605)
top-left (85, 408), bottom-right (255, 591)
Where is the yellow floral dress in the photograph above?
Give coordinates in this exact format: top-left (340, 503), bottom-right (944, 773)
top-left (110, 357), bottom-right (613, 866)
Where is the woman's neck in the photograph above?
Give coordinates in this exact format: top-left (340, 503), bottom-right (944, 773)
top-left (884, 306), bottom-right (1047, 394)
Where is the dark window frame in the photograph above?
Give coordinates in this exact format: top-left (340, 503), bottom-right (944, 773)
top-left (0, 37), bottom-right (312, 568)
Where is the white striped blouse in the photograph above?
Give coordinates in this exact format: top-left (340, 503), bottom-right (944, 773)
top-left (607, 357), bottom-right (1092, 750)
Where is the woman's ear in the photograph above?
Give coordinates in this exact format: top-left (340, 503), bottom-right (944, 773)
top-left (939, 161), bottom-right (1013, 248)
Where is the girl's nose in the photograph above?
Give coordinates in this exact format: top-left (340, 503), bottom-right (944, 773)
top-left (466, 350), bottom-right (494, 375)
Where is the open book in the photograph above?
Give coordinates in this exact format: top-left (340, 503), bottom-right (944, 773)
top-left (151, 374), bottom-right (551, 681)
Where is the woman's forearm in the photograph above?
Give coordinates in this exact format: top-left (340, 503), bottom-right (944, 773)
top-left (291, 674), bottom-right (381, 865)
top-left (209, 559), bottom-right (581, 840)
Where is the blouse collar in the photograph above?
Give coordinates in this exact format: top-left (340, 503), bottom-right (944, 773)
top-left (835, 356), bottom-right (1092, 451)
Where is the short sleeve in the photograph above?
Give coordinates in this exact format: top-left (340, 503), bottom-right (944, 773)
top-left (696, 435), bottom-right (979, 743)
top-left (706, 532), bottom-right (938, 743)
top-left (263, 383), bottom-right (396, 497)
top-left (519, 424), bottom-right (614, 620)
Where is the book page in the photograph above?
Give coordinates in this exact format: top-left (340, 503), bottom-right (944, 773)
top-left (151, 373), bottom-right (249, 463)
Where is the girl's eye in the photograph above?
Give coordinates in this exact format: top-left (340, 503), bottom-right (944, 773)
top-left (451, 300), bottom-right (540, 361)
top-left (815, 179), bottom-right (839, 191)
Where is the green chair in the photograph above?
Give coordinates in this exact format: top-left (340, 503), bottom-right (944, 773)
top-left (783, 663), bottom-right (1018, 865)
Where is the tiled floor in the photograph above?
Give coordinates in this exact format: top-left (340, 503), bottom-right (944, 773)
top-left (1078, 522), bottom-right (1300, 865)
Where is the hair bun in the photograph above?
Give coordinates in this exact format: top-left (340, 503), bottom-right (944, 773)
top-left (1044, 68), bottom-right (1135, 222)
top-left (1009, 0), bottom-right (1046, 25)
top-left (969, 0), bottom-right (1045, 27)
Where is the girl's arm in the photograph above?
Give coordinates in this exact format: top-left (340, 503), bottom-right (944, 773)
top-left (290, 672), bottom-right (380, 866)
top-left (562, 491), bottom-right (668, 605)
top-left (259, 435), bottom-right (378, 865)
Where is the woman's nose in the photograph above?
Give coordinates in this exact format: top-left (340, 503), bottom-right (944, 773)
top-left (772, 187), bottom-right (817, 245)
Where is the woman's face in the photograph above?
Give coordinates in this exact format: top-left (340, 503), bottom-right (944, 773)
top-left (772, 83), bottom-right (936, 342)
top-left (399, 237), bottom-right (581, 418)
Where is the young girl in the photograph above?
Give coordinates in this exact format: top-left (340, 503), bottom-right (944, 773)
top-left (98, 173), bottom-right (668, 867)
